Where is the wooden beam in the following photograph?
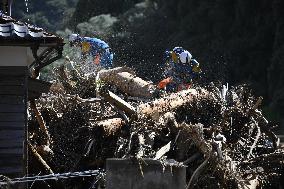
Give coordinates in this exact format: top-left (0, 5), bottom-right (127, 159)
top-left (100, 90), bottom-right (137, 117)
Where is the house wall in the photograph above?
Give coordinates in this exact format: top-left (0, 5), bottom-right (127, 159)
top-left (0, 66), bottom-right (28, 178)
top-left (0, 47), bottom-right (28, 66)
top-left (0, 46), bottom-right (50, 178)
top-left (0, 46), bottom-right (48, 67)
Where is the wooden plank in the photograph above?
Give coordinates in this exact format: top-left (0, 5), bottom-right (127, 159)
top-left (0, 77), bottom-right (25, 86)
top-left (0, 113), bottom-right (25, 122)
top-left (0, 135), bottom-right (24, 140)
top-left (0, 147), bottom-right (23, 154)
top-left (0, 140), bottom-right (23, 148)
top-left (0, 122), bottom-right (24, 129)
top-left (0, 104), bottom-right (25, 113)
top-left (0, 95), bottom-right (25, 105)
top-left (100, 90), bottom-right (137, 117)
top-left (0, 154), bottom-right (22, 159)
top-left (0, 130), bottom-right (24, 140)
top-left (0, 167), bottom-right (22, 174)
top-left (0, 157), bottom-right (23, 166)
top-left (0, 85), bottom-right (25, 95)
top-left (0, 130), bottom-right (24, 135)
top-left (0, 66), bottom-right (27, 76)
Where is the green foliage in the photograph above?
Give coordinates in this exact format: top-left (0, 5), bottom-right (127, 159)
top-left (77, 14), bottom-right (118, 37)
top-left (39, 29), bottom-right (83, 81)
top-left (12, 0), bottom-right (78, 31)
top-left (69, 0), bottom-right (143, 28)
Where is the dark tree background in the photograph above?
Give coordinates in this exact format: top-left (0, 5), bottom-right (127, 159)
top-left (12, 0), bottom-right (78, 31)
top-left (13, 0), bottom-right (284, 132)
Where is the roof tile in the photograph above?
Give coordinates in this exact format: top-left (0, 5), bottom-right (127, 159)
top-left (0, 11), bottom-right (63, 45)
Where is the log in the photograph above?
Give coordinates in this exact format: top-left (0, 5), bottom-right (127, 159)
top-left (138, 89), bottom-right (209, 121)
top-left (30, 100), bottom-right (50, 145)
top-left (100, 90), bottom-right (137, 117)
top-left (28, 142), bottom-right (54, 174)
top-left (98, 67), bottom-right (156, 98)
top-left (98, 66), bottom-right (136, 78)
top-left (96, 118), bottom-right (126, 136)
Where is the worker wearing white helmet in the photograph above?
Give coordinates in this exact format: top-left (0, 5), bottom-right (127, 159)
top-left (179, 50), bottom-right (201, 73)
top-left (164, 46), bottom-right (184, 64)
top-left (68, 33), bottom-right (113, 69)
top-left (159, 47), bottom-right (201, 92)
top-left (179, 50), bottom-right (192, 64)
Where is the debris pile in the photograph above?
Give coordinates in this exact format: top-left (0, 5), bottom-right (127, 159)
top-left (28, 65), bottom-right (284, 189)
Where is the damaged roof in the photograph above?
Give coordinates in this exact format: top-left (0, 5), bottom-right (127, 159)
top-left (0, 12), bottom-right (63, 46)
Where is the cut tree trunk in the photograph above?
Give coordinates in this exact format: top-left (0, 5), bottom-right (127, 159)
top-left (138, 89), bottom-right (209, 120)
top-left (98, 67), bottom-right (156, 98)
top-left (96, 118), bottom-right (126, 137)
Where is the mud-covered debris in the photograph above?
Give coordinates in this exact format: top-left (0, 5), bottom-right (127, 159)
top-left (27, 66), bottom-right (284, 189)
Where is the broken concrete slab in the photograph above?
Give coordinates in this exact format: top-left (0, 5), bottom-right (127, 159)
top-left (106, 158), bottom-right (186, 189)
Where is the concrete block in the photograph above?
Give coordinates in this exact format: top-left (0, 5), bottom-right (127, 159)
top-left (106, 158), bottom-right (186, 189)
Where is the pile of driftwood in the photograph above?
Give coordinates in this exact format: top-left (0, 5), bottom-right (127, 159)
top-left (27, 65), bottom-right (284, 189)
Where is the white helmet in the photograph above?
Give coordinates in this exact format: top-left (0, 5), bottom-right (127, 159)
top-left (173, 46), bottom-right (184, 54)
top-left (179, 50), bottom-right (192, 64)
top-left (69, 33), bottom-right (79, 42)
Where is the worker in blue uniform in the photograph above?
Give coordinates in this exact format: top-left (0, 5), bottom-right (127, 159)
top-left (158, 47), bottom-right (201, 92)
top-left (69, 34), bottom-right (113, 69)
